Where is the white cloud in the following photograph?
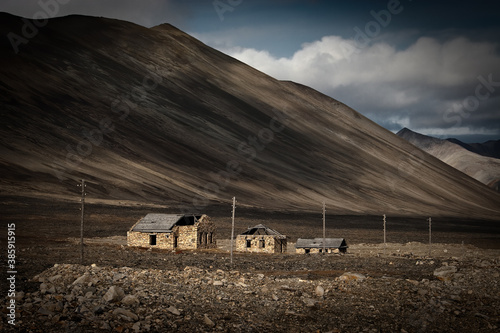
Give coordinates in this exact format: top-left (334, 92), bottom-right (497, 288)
top-left (217, 35), bottom-right (500, 137)
top-left (224, 35), bottom-right (499, 91)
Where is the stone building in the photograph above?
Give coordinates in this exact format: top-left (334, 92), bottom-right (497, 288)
top-left (127, 214), bottom-right (216, 250)
top-left (295, 238), bottom-right (348, 254)
top-left (236, 224), bottom-right (287, 254)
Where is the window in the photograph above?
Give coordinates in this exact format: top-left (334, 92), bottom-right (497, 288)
top-left (259, 239), bottom-right (265, 248)
top-left (246, 239), bottom-right (251, 248)
top-left (305, 249), bottom-right (310, 254)
top-left (149, 235), bottom-right (157, 246)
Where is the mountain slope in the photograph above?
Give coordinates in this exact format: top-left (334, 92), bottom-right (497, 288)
top-left (1, 13), bottom-right (499, 219)
top-left (447, 138), bottom-right (500, 159)
top-left (397, 128), bottom-right (500, 192)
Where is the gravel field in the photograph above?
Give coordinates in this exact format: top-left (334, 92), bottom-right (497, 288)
top-left (1, 199), bottom-right (499, 332)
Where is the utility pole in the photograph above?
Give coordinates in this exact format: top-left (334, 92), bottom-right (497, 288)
top-left (428, 217), bottom-right (432, 257)
top-left (230, 197), bottom-right (236, 265)
top-left (322, 201), bottom-right (326, 255)
top-left (383, 214), bottom-right (387, 256)
top-left (78, 179), bottom-right (86, 264)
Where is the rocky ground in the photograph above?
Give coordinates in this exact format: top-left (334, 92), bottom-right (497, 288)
top-left (1, 200), bottom-right (499, 332)
top-left (2, 239), bottom-right (499, 333)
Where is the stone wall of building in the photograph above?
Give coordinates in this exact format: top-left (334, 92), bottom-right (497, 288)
top-left (127, 231), bottom-right (173, 249)
top-left (296, 247), bottom-right (340, 254)
top-left (173, 225), bottom-right (198, 250)
top-left (274, 238), bottom-right (287, 253)
top-left (127, 214), bottom-right (217, 251)
top-left (236, 235), bottom-right (286, 254)
top-left (196, 215), bottom-right (217, 249)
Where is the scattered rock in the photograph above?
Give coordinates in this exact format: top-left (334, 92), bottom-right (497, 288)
top-left (339, 272), bottom-right (366, 281)
top-left (167, 305), bottom-right (181, 316)
top-left (121, 294), bottom-right (139, 306)
top-left (203, 314), bottom-right (215, 327)
top-left (14, 291), bottom-right (25, 301)
top-left (315, 285), bottom-right (325, 297)
top-left (132, 322), bottom-right (141, 332)
top-left (13, 242), bottom-right (500, 332)
top-left (72, 273), bottom-right (90, 285)
top-left (103, 286), bottom-right (125, 302)
top-left (433, 266), bottom-right (458, 281)
top-left (113, 308), bottom-right (138, 321)
top-left (302, 297), bottom-right (317, 307)
top-left (37, 306), bottom-right (55, 316)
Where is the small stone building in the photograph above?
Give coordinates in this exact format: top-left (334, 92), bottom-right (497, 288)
top-left (295, 238), bottom-right (348, 254)
top-left (127, 214), bottom-right (216, 250)
top-left (236, 224), bottom-right (287, 254)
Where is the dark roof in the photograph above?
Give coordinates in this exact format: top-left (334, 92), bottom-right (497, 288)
top-left (295, 238), bottom-right (348, 249)
top-left (131, 214), bottom-right (201, 233)
top-left (240, 224), bottom-right (286, 239)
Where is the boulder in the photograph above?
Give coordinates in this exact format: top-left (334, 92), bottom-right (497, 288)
top-left (315, 285), bottom-right (325, 297)
top-left (103, 286), bottom-right (125, 303)
top-left (113, 308), bottom-right (138, 321)
top-left (72, 273), bottom-right (90, 285)
top-left (167, 306), bottom-right (181, 316)
top-left (433, 266), bottom-right (457, 281)
top-left (121, 295), bottom-right (139, 306)
top-left (203, 314), bottom-right (215, 327)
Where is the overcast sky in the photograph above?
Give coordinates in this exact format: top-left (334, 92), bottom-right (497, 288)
top-left (2, 0), bottom-right (499, 142)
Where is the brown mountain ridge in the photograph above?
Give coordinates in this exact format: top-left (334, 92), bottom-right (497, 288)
top-left (397, 128), bottom-right (500, 192)
top-left (1, 13), bottom-right (499, 219)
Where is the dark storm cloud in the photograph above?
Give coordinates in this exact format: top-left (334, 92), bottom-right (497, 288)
top-left (0, 0), bottom-right (194, 28)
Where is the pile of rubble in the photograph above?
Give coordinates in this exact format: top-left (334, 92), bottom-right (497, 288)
top-left (2, 254), bottom-right (499, 332)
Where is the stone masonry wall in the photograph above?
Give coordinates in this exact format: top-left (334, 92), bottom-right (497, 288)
top-left (174, 225), bottom-right (198, 250)
top-left (274, 238), bottom-right (287, 253)
top-left (196, 215), bottom-right (217, 249)
top-left (236, 235), bottom-right (282, 254)
top-left (127, 215), bottom-right (217, 250)
top-left (296, 248), bottom-right (340, 254)
top-left (127, 231), bottom-right (173, 250)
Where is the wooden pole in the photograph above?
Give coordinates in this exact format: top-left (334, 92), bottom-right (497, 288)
top-left (230, 197), bottom-right (236, 265)
top-left (79, 179), bottom-right (86, 264)
top-left (428, 217), bottom-right (432, 257)
top-left (383, 214), bottom-right (387, 255)
top-left (322, 201), bottom-right (326, 254)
